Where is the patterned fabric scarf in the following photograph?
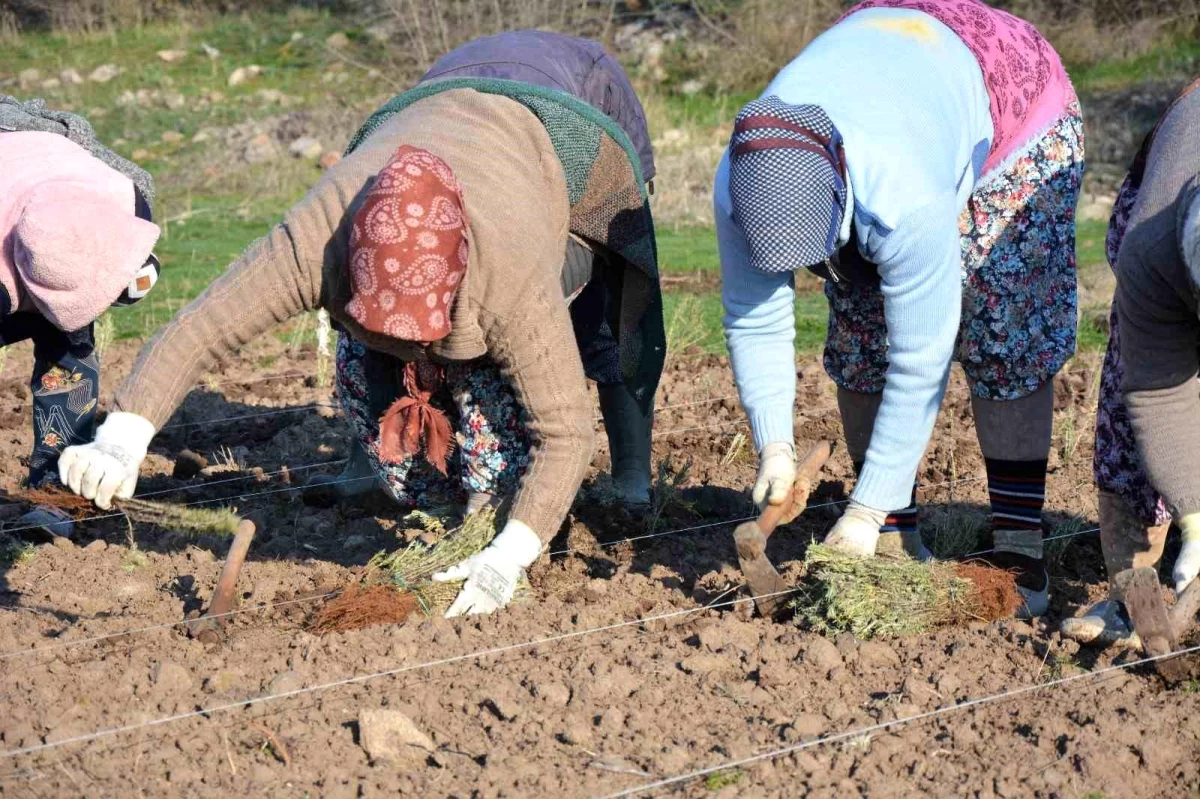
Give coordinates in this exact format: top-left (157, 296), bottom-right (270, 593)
top-left (727, 97), bottom-right (847, 273)
top-left (347, 145), bottom-right (469, 473)
top-left (345, 77), bottom-right (664, 414)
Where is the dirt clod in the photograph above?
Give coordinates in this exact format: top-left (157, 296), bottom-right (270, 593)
top-left (173, 449), bottom-right (209, 479)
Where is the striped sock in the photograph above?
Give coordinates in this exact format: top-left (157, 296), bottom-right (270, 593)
top-left (986, 457), bottom-right (1047, 560)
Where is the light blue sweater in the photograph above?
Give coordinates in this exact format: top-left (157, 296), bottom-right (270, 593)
top-left (716, 7), bottom-right (994, 513)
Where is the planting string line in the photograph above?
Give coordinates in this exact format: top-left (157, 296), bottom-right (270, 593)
top-left (0, 475), bottom-right (993, 657)
top-left (549, 475), bottom-right (989, 557)
top-left (0, 416), bottom-right (757, 540)
top-left (597, 642), bottom-right (1200, 799)
top-left (0, 587), bottom-right (803, 761)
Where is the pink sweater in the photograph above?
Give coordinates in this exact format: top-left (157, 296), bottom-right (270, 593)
top-left (0, 132), bottom-right (159, 331)
top-left (842, 0), bottom-right (1074, 175)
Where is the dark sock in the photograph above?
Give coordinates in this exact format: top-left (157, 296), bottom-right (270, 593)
top-left (985, 458), bottom-right (1048, 588)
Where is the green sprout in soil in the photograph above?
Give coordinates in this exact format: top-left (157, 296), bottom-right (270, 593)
top-left (0, 534), bottom-right (36, 567)
top-left (791, 544), bottom-right (1021, 639)
top-left (705, 769), bottom-right (744, 791)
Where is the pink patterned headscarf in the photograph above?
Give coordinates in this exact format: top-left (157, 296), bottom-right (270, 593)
top-left (346, 145), bottom-right (468, 343)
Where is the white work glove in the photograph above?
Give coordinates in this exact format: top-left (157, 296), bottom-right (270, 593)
top-left (432, 519), bottom-right (542, 617)
top-left (824, 500), bottom-right (888, 557)
top-left (1173, 513), bottom-right (1200, 596)
top-left (58, 412), bottom-right (155, 509)
top-left (752, 441), bottom-right (796, 510)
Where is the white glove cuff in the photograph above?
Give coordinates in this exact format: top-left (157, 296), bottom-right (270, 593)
top-left (94, 411), bottom-right (156, 455)
top-left (759, 441), bottom-right (795, 460)
top-left (490, 519), bottom-right (543, 569)
top-left (842, 500), bottom-right (889, 529)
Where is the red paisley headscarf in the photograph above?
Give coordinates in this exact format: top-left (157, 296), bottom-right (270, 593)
top-left (347, 145), bottom-right (469, 473)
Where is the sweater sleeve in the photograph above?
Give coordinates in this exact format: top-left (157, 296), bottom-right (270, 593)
top-left (487, 282), bottom-right (595, 545)
top-left (852, 195), bottom-right (962, 512)
top-left (716, 153), bottom-right (797, 453)
top-left (1118, 247), bottom-right (1200, 518)
top-left (112, 131), bottom-right (396, 429)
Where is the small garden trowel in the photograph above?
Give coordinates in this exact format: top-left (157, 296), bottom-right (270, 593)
top-left (734, 440), bottom-right (832, 618)
top-left (1113, 566), bottom-right (1200, 680)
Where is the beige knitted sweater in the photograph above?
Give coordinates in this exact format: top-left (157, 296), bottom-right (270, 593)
top-left (114, 89), bottom-right (594, 543)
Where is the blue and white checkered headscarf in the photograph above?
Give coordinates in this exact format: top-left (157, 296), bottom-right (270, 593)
top-left (728, 97), bottom-right (847, 273)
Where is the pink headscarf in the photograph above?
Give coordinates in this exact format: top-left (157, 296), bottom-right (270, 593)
top-left (0, 132), bottom-right (160, 331)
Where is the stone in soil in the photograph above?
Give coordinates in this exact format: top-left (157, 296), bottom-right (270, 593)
top-left (88, 64), bottom-right (120, 83)
top-left (357, 708), bottom-right (436, 766)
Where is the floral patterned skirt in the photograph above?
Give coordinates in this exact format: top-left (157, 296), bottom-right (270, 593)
top-left (824, 101), bottom-right (1085, 402)
top-left (335, 335), bottom-right (531, 508)
top-left (1092, 151), bottom-right (1175, 526)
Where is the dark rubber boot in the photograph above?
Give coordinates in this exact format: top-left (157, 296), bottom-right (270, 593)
top-left (597, 383), bottom-right (653, 507)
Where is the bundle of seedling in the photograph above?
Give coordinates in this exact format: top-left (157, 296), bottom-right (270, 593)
top-left (791, 543), bottom-right (1022, 639)
top-left (311, 506), bottom-right (510, 634)
top-left (15, 486), bottom-right (242, 537)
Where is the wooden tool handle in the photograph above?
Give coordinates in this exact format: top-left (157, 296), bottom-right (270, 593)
top-left (1170, 579), bottom-right (1200, 634)
top-left (756, 440), bottom-right (834, 536)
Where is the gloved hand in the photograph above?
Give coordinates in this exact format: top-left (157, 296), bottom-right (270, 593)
top-left (824, 500), bottom-right (888, 557)
top-left (58, 412), bottom-right (155, 509)
top-left (752, 442), bottom-right (795, 510)
top-left (432, 519), bottom-right (542, 617)
top-left (1172, 512), bottom-right (1200, 596)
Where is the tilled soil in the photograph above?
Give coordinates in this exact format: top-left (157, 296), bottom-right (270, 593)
top-left (2, 333), bottom-right (1199, 798)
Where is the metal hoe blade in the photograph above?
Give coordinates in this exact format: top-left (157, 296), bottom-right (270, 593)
top-left (186, 519), bottom-right (257, 644)
top-left (1114, 567), bottom-right (1187, 680)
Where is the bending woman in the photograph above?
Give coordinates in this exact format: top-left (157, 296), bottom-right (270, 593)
top-left (716, 0), bottom-right (1082, 616)
top-left (1062, 79), bottom-right (1200, 647)
top-left (58, 33), bottom-right (663, 617)
top-left (0, 96), bottom-right (159, 494)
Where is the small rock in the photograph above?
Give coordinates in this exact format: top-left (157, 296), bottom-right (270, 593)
top-left (161, 130), bottom-right (184, 144)
top-left (357, 708), bottom-right (435, 766)
top-left (800, 637), bottom-right (842, 671)
top-left (785, 713), bottom-right (826, 742)
top-left (88, 64), bottom-right (120, 83)
top-left (484, 695), bottom-right (519, 722)
top-left (560, 719), bottom-right (592, 746)
top-left (152, 661), bottom-right (193, 694)
top-left (173, 449), bottom-right (209, 480)
top-left (256, 88), bottom-right (286, 104)
top-left (83, 539), bottom-right (107, 553)
top-left (680, 79), bottom-right (706, 96)
top-left (597, 706), bottom-right (625, 733)
top-left (51, 536), bottom-right (75, 551)
top-left (266, 670), bottom-right (304, 694)
top-left (205, 90), bottom-right (226, 103)
top-left (288, 136), bottom-right (323, 160)
top-left (192, 130), bottom-right (213, 144)
top-left (157, 49), bottom-right (188, 63)
top-left (318, 151), bottom-right (342, 169)
top-left (18, 68), bottom-right (40, 87)
top-left (227, 65), bottom-right (262, 87)
top-left (244, 132), bottom-right (279, 163)
top-left (697, 624), bottom-right (726, 652)
top-left (533, 681), bottom-right (570, 707)
top-left (135, 88), bottom-right (157, 106)
top-left (326, 32), bottom-right (350, 49)
top-left (40, 78), bottom-right (61, 90)
top-left (60, 68), bottom-right (84, 85)
top-left (116, 90), bottom-right (137, 107)
top-left (678, 653), bottom-right (724, 675)
top-left (202, 669), bottom-right (241, 694)
top-left (163, 91), bottom-right (186, 110)
top-left (201, 43), bottom-right (221, 60)
top-left (290, 31), bottom-right (304, 42)
top-left (342, 535), bottom-right (367, 550)
top-left (858, 641), bottom-right (901, 669)
top-left (902, 674), bottom-right (938, 706)
top-left (365, 24), bottom-right (392, 43)
top-left (936, 671), bottom-right (962, 698)
top-left (131, 149), bottom-right (151, 161)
